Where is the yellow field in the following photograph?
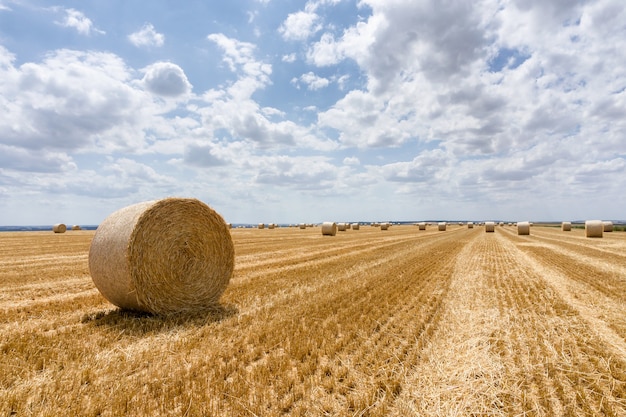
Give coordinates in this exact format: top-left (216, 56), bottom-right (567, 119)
top-left (1, 225), bottom-right (626, 416)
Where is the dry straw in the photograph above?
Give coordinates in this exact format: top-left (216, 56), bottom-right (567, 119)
top-left (258, 223), bottom-right (265, 229)
top-left (381, 222), bottom-right (390, 230)
top-left (53, 223), bottom-right (67, 233)
top-left (337, 223), bottom-right (348, 232)
top-left (71, 225), bottom-right (82, 231)
top-left (299, 223), bottom-right (306, 229)
top-left (418, 222), bottom-right (426, 230)
top-left (561, 221), bottom-right (572, 231)
top-left (88, 198), bottom-right (234, 314)
top-left (467, 222), bottom-right (474, 229)
top-left (438, 222), bottom-right (446, 231)
top-left (585, 220), bottom-right (603, 238)
top-left (517, 221), bottom-right (530, 235)
top-left (351, 223), bottom-right (360, 230)
top-left (603, 221), bottom-right (613, 232)
top-left (485, 221), bottom-right (495, 233)
top-left (321, 221), bottom-right (337, 236)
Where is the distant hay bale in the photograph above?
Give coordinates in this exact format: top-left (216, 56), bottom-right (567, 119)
top-left (418, 222), bottom-right (426, 230)
top-left (381, 222), bottom-right (390, 230)
top-left (88, 198), bottom-right (234, 314)
top-left (337, 223), bottom-right (348, 232)
top-left (438, 222), bottom-right (446, 231)
top-left (351, 223), bottom-right (360, 230)
top-left (258, 223), bottom-right (265, 229)
top-left (467, 222), bottom-right (474, 229)
top-left (227, 223), bottom-right (232, 229)
top-left (485, 221), bottom-right (495, 233)
top-left (561, 221), bottom-right (572, 231)
top-left (53, 223), bottom-right (67, 233)
top-left (585, 220), bottom-right (603, 238)
top-left (321, 221), bottom-right (337, 236)
top-left (268, 223), bottom-right (275, 229)
top-left (71, 225), bottom-right (81, 231)
top-left (603, 221), bottom-right (613, 232)
top-left (299, 223), bottom-right (306, 229)
top-left (517, 221), bottom-right (530, 235)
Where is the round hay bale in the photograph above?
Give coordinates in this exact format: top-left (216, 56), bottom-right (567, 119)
top-left (299, 223), bottom-right (306, 229)
top-left (337, 223), bottom-right (348, 232)
top-left (321, 221), bottom-right (337, 236)
top-left (258, 223), bottom-right (265, 229)
top-left (418, 222), bottom-right (426, 230)
top-left (438, 222), bottom-right (446, 231)
top-left (71, 225), bottom-right (82, 231)
top-left (467, 222), bottom-right (474, 229)
top-left (561, 221), bottom-right (571, 231)
top-left (485, 221), bottom-right (495, 233)
top-left (88, 198), bottom-right (234, 314)
top-left (351, 223), bottom-right (360, 230)
top-left (380, 222), bottom-right (390, 230)
top-left (585, 220), bottom-right (603, 238)
top-left (603, 221), bottom-right (613, 232)
top-left (517, 221), bottom-right (530, 235)
top-left (53, 223), bottom-right (67, 233)
top-left (268, 223), bottom-right (275, 229)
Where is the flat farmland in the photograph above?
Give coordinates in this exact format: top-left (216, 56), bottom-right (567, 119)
top-left (1, 225), bottom-right (626, 416)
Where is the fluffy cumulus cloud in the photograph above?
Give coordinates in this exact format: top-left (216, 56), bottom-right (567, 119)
top-left (58, 8), bottom-right (104, 35)
top-left (142, 62), bottom-right (192, 97)
top-left (128, 23), bottom-right (165, 48)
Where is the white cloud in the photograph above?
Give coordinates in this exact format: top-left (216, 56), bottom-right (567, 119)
top-left (282, 53), bottom-right (297, 63)
top-left (128, 23), bottom-right (165, 48)
top-left (279, 8), bottom-right (322, 41)
top-left (343, 156), bottom-right (360, 165)
top-left (142, 62), bottom-right (192, 97)
top-left (297, 71), bottom-right (330, 90)
top-left (58, 8), bottom-right (104, 36)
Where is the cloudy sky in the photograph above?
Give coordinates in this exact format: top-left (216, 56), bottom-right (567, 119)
top-left (1, 0), bottom-right (625, 225)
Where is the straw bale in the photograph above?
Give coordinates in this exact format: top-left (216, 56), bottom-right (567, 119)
top-left (467, 222), bottom-right (474, 229)
top-left (258, 223), bottom-right (265, 229)
top-left (351, 223), bottom-right (360, 230)
top-left (88, 198), bottom-right (234, 314)
top-left (337, 223), bottom-right (348, 231)
top-left (603, 221), bottom-right (613, 232)
top-left (268, 223), bottom-right (275, 229)
top-left (585, 220), bottom-right (603, 238)
top-left (299, 223), bottom-right (306, 229)
top-left (438, 222), bottom-right (446, 231)
top-left (321, 221), bottom-right (337, 236)
top-left (53, 223), bottom-right (67, 233)
top-left (418, 222), bottom-right (426, 230)
top-left (380, 222), bottom-right (390, 230)
top-left (485, 221), bottom-right (495, 233)
top-left (517, 221), bottom-right (530, 235)
top-left (561, 221), bottom-right (571, 231)
top-left (71, 225), bottom-right (81, 231)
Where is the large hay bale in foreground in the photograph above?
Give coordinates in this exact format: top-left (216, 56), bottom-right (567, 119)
top-left (561, 221), bottom-right (571, 231)
top-left (485, 222), bottom-right (495, 233)
top-left (88, 198), bottom-right (234, 314)
top-left (321, 222), bottom-right (337, 236)
top-left (603, 221), bottom-right (613, 232)
top-left (585, 220), bottom-right (603, 238)
top-left (53, 223), bottom-right (67, 233)
top-left (517, 221), bottom-right (530, 235)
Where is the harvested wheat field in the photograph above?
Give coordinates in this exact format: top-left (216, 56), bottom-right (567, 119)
top-left (2, 225), bottom-right (626, 416)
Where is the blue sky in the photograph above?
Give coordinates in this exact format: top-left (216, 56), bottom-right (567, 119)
top-left (1, 0), bottom-right (625, 225)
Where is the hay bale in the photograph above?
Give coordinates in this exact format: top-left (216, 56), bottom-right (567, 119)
top-left (321, 221), bottom-right (337, 236)
top-left (485, 221), bottom-right (495, 233)
top-left (561, 221), bottom-right (571, 231)
top-left (71, 225), bottom-right (81, 231)
top-left (351, 223), bottom-right (360, 230)
top-left (438, 222), bottom-right (446, 231)
top-left (380, 222), bottom-right (390, 230)
top-left (467, 222), bottom-right (474, 229)
top-left (517, 221), bottom-right (530, 235)
top-left (258, 223), bottom-right (265, 229)
top-left (88, 198), bottom-right (234, 314)
top-left (299, 223), bottom-right (306, 229)
top-left (603, 221), bottom-right (613, 232)
top-left (53, 223), bottom-right (67, 233)
top-left (585, 220), bottom-right (603, 238)
top-left (337, 223), bottom-right (348, 232)
top-left (418, 222), bottom-right (426, 230)
top-left (268, 223), bottom-right (275, 229)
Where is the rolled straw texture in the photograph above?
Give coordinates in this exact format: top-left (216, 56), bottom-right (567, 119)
top-left (88, 198), bottom-right (234, 314)
top-left (517, 221), bottom-right (530, 235)
top-left (53, 223), bottom-right (67, 233)
top-left (438, 222), bottom-right (446, 231)
top-left (418, 222), bottom-right (426, 230)
top-left (380, 222), bottom-right (390, 230)
top-left (72, 225), bottom-right (82, 230)
top-left (585, 220), bottom-right (603, 238)
top-left (321, 222), bottom-right (337, 236)
top-left (485, 221), bottom-right (495, 233)
top-left (351, 223), bottom-right (360, 230)
top-left (467, 222), bottom-right (474, 229)
top-left (561, 221), bottom-right (571, 231)
top-left (337, 223), bottom-right (348, 232)
top-left (603, 221), bottom-right (613, 232)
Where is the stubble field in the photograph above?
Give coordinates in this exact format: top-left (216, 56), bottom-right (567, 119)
top-left (1, 224), bottom-right (626, 416)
